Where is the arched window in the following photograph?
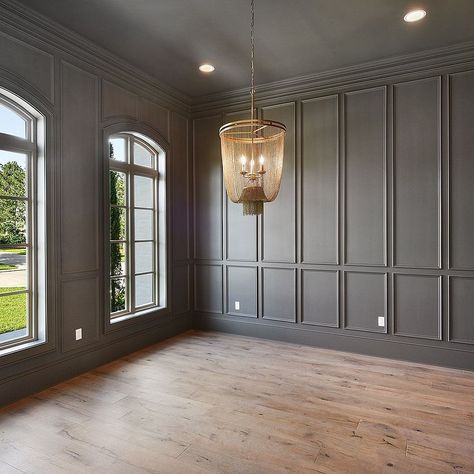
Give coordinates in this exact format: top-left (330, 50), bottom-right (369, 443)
top-left (0, 90), bottom-right (45, 351)
top-left (108, 132), bottom-right (166, 321)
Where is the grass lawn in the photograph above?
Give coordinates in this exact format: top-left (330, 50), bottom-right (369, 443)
top-left (0, 248), bottom-right (26, 255)
top-left (0, 287), bottom-right (27, 335)
top-left (0, 263), bottom-right (16, 270)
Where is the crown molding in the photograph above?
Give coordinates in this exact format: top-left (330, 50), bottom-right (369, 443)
top-left (192, 40), bottom-right (474, 114)
top-left (1, 0), bottom-right (473, 117)
top-left (0, 0), bottom-right (192, 114)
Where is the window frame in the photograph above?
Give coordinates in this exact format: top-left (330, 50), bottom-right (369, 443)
top-left (0, 92), bottom-right (41, 352)
top-left (104, 126), bottom-right (169, 329)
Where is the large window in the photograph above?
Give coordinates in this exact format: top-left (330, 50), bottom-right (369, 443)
top-left (108, 132), bottom-right (166, 321)
top-left (0, 91), bottom-right (43, 351)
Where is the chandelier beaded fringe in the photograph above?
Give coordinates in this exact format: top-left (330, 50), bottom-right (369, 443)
top-left (218, 0), bottom-right (286, 216)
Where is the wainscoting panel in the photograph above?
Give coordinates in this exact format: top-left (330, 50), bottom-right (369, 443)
top-left (344, 271), bottom-right (387, 333)
top-left (194, 115), bottom-right (223, 260)
top-left (301, 269), bottom-right (339, 327)
top-left (448, 276), bottom-right (474, 345)
top-left (224, 110), bottom-right (258, 262)
top-left (226, 266), bottom-right (258, 318)
top-left (449, 70), bottom-right (474, 270)
top-left (227, 199), bottom-right (258, 262)
top-left (61, 277), bottom-right (100, 352)
top-left (301, 96), bottom-right (339, 264)
top-left (102, 80), bottom-right (138, 121)
top-left (194, 264), bottom-right (223, 314)
top-left (261, 103), bottom-right (296, 263)
top-left (393, 274), bottom-right (441, 340)
top-left (60, 61), bottom-right (99, 275)
top-left (344, 87), bottom-right (386, 266)
top-left (171, 112), bottom-right (190, 262)
top-left (192, 46), bottom-right (474, 370)
top-left (393, 77), bottom-right (441, 269)
top-left (173, 264), bottom-right (190, 315)
top-left (0, 31), bottom-right (54, 102)
top-left (139, 98), bottom-right (170, 141)
top-left (262, 267), bottom-right (296, 322)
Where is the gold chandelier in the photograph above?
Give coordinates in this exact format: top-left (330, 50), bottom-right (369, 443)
top-left (219, 0), bottom-right (286, 216)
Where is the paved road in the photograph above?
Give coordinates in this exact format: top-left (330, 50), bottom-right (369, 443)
top-left (0, 252), bottom-right (27, 288)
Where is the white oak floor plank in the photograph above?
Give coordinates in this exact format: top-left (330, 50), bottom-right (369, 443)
top-left (0, 330), bottom-right (473, 473)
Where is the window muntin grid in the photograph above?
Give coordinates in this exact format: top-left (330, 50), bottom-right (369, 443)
top-left (108, 133), bottom-right (160, 319)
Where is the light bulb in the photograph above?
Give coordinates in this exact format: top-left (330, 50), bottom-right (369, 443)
top-left (259, 155), bottom-right (264, 165)
top-left (404, 9), bottom-right (426, 22)
top-left (199, 64), bottom-right (215, 73)
top-left (240, 155), bottom-right (247, 165)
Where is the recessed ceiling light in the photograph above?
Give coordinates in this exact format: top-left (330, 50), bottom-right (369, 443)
top-left (404, 9), bottom-right (427, 22)
top-left (199, 64), bottom-right (215, 73)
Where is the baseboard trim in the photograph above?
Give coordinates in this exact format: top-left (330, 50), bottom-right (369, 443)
top-left (195, 313), bottom-right (474, 371)
top-left (0, 312), bottom-right (193, 407)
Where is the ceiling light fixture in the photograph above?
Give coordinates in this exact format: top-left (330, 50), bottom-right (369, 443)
top-left (404, 9), bottom-right (427, 22)
top-left (219, 0), bottom-right (286, 216)
top-left (199, 64), bottom-right (215, 73)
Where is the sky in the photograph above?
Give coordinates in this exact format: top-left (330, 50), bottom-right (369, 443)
top-left (0, 103), bottom-right (26, 139)
top-left (0, 104), bottom-right (27, 168)
top-left (0, 150), bottom-right (26, 168)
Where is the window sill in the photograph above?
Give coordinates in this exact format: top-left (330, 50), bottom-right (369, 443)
top-left (105, 305), bottom-right (170, 334)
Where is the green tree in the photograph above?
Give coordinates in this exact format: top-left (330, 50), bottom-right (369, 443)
top-left (0, 161), bottom-right (26, 245)
top-left (109, 143), bottom-right (126, 312)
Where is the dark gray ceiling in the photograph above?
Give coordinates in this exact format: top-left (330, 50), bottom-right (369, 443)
top-left (15, 0), bottom-right (474, 97)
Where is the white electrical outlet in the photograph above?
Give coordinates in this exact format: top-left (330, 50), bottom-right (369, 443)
top-left (234, 301), bottom-right (240, 311)
top-left (75, 328), bottom-right (83, 340)
top-left (377, 316), bottom-right (385, 327)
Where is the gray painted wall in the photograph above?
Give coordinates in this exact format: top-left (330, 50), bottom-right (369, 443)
top-left (0, 5), bottom-right (192, 405)
top-left (192, 59), bottom-right (474, 370)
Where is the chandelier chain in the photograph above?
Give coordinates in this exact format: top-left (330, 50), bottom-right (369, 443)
top-left (250, 0), bottom-right (255, 123)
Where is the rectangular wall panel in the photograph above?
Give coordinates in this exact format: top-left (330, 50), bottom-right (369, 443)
top-left (261, 103), bottom-right (296, 263)
top-left (61, 62), bottom-right (99, 274)
top-left (224, 111), bottom-right (257, 262)
top-left (102, 80), bottom-right (137, 121)
top-left (262, 268), bottom-right (296, 322)
top-left (62, 277), bottom-right (99, 352)
top-left (393, 274), bottom-right (441, 340)
top-left (173, 264), bottom-right (190, 315)
top-left (344, 87), bottom-right (386, 266)
top-left (226, 266), bottom-right (258, 318)
top-left (194, 115), bottom-right (223, 260)
top-left (301, 96), bottom-right (338, 264)
top-left (344, 272), bottom-right (386, 333)
top-left (171, 113), bottom-right (189, 262)
top-left (302, 270), bottom-right (338, 327)
top-left (194, 264), bottom-right (223, 313)
top-left (139, 98), bottom-right (170, 140)
top-left (394, 77), bottom-right (441, 268)
top-left (227, 199), bottom-right (258, 261)
top-left (449, 71), bottom-right (474, 269)
top-left (449, 277), bottom-right (474, 344)
top-left (0, 31), bottom-right (54, 102)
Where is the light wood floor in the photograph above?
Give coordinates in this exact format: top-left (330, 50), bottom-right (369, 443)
top-left (0, 331), bottom-right (473, 473)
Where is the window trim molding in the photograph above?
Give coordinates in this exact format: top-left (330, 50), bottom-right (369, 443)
top-left (0, 82), bottom-right (56, 366)
top-left (102, 122), bottom-right (171, 334)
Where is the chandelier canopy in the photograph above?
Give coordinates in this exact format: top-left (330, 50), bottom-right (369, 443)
top-left (219, 0), bottom-right (286, 216)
